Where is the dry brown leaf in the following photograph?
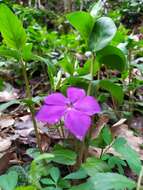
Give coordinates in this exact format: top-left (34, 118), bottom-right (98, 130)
top-left (0, 137), bottom-right (11, 153)
top-left (0, 83), bottom-right (19, 102)
top-left (92, 114), bottom-right (109, 139)
top-left (0, 115), bottom-right (15, 129)
top-left (90, 123), bottom-right (143, 160)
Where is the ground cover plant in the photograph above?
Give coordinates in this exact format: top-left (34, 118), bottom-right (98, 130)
top-left (0, 0), bottom-right (143, 190)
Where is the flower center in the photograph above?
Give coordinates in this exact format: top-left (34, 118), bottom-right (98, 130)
top-left (66, 101), bottom-right (73, 110)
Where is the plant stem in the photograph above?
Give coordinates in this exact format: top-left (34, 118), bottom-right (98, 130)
top-left (87, 54), bottom-right (95, 96)
top-left (20, 59), bottom-right (42, 153)
top-left (137, 166), bottom-right (143, 190)
top-left (83, 54), bottom-right (95, 161)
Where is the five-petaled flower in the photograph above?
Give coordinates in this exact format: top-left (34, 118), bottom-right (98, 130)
top-left (36, 87), bottom-right (101, 140)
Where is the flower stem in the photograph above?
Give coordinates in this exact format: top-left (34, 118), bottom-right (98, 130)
top-left (20, 59), bottom-right (42, 153)
top-left (77, 54), bottom-right (95, 167)
top-left (87, 54), bottom-right (95, 96)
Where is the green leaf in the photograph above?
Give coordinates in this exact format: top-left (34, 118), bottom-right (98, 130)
top-left (40, 178), bottom-right (55, 185)
top-left (0, 46), bottom-right (20, 60)
top-left (49, 167), bottom-right (60, 183)
top-left (22, 44), bottom-right (33, 61)
top-left (66, 11), bottom-right (94, 41)
top-left (52, 145), bottom-right (77, 165)
top-left (81, 157), bottom-right (110, 176)
top-left (0, 171), bottom-right (18, 190)
top-left (99, 80), bottom-right (124, 104)
top-left (88, 172), bottom-right (136, 190)
top-left (64, 169), bottom-right (87, 180)
top-left (33, 153), bottom-right (54, 163)
top-left (97, 45), bottom-right (127, 72)
top-left (59, 55), bottom-right (74, 75)
top-left (0, 4), bottom-right (26, 49)
top-left (102, 126), bottom-right (113, 145)
top-left (69, 182), bottom-right (92, 190)
top-left (15, 186), bottom-right (37, 190)
top-left (113, 137), bottom-right (142, 175)
top-left (89, 17), bottom-right (117, 51)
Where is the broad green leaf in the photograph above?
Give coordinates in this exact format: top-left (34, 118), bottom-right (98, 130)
top-left (0, 171), bottom-right (18, 190)
top-left (113, 137), bottom-right (142, 175)
top-left (88, 172), bottom-right (136, 190)
top-left (15, 186), bottom-right (36, 190)
top-left (64, 169), bottom-right (87, 180)
top-left (99, 80), bottom-right (124, 104)
top-left (90, 0), bottom-right (103, 19)
top-left (89, 17), bottom-right (117, 51)
top-left (52, 145), bottom-right (77, 165)
top-left (0, 4), bottom-right (26, 49)
top-left (66, 11), bottom-right (94, 40)
top-left (0, 46), bottom-right (20, 60)
top-left (81, 157), bottom-right (110, 176)
top-left (97, 45), bottom-right (127, 72)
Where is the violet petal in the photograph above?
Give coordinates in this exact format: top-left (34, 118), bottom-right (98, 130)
top-left (64, 109), bottom-right (91, 140)
top-left (44, 93), bottom-right (67, 106)
top-left (36, 104), bottom-right (66, 124)
top-left (74, 96), bottom-right (101, 116)
top-left (67, 87), bottom-right (85, 103)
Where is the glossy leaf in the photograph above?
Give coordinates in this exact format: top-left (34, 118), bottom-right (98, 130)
top-left (89, 17), bottom-right (117, 51)
top-left (97, 45), bottom-right (127, 72)
top-left (0, 4), bottom-right (26, 49)
top-left (66, 11), bottom-right (94, 40)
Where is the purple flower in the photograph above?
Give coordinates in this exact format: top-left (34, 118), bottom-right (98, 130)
top-left (36, 87), bottom-right (101, 140)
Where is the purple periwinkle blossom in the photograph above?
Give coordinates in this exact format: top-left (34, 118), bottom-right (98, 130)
top-left (36, 87), bottom-right (101, 140)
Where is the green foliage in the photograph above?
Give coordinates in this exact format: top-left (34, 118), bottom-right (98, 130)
top-left (97, 45), bottom-right (127, 72)
top-left (81, 157), bottom-right (110, 176)
top-left (66, 11), bottom-right (94, 41)
top-left (99, 80), bottom-right (124, 104)
top-left (113, 137), bottom-right (142, 175)
top-left (89, 17), bottom-right (117, 52)
top-left (15, 186), bottom-right (36, 190)
top-left (0, 4), bottom-right (26, 49)
top-left (88, 172), bottom-right (136, 190)
top-left (0, 171), bottom-right (18, 190)
top-left (52, 145), bottom-right (77, 165)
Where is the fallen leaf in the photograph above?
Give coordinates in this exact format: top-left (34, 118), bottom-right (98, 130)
top-left (0, 115), bottom-right (15, 129)
top-left (0, 137), bottom-right (11, 153)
